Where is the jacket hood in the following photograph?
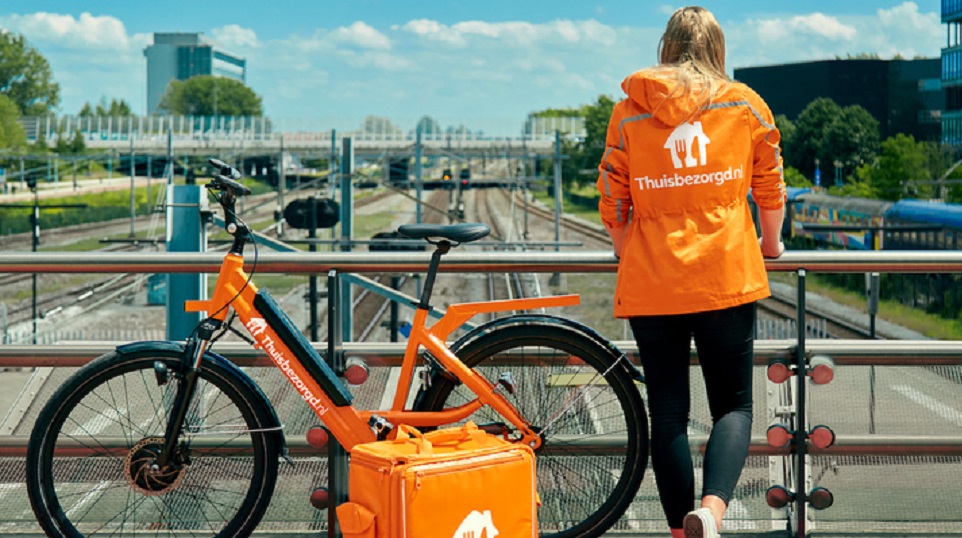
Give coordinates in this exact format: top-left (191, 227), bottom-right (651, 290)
top-left (621, 70), bottom-right (706, 128)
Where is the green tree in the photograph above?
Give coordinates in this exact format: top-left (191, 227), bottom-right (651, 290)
top-left (532, 95), bottom-right (615, 188)
top-left (785, 97), bottom-right (880, 184)
top-left (159, 75), bottom-right (262, 116)
top-left (81, 97), bottom-right (132, 116)
top-left (69, 129), bottom-right (85, 153)
top-left (0, 31), bottom-right (60, 115)
top-left (775, 114), bottom-right (796, 170)
top-left (0, 93), bottom-right (26, 149)
top-left (855, 134), bottom-right (931, 200)
top-left (783, 166), bottom-right (812, 188)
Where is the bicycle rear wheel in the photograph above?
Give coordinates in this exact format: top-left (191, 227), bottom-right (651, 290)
top-left (27, 346), bottom-right (279, 538)
top-left (413, 322), bottom-right (649, 538)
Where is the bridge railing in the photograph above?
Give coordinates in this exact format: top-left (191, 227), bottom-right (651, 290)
top-left (1, 250), bottom-right (961, 536)
top-left (18, 115), bottom-right (587, 148)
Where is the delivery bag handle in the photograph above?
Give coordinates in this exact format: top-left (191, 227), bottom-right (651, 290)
top-left (394, 424), bottom-right (433, 454)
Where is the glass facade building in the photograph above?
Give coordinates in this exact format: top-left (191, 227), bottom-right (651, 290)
top-left (144, 33), bottom-right (247, 114)
top-left (944, 0), bottom-right (962, 145)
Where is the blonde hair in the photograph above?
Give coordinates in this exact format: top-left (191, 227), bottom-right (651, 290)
top-left (650, 6), bottom-right (729, 113)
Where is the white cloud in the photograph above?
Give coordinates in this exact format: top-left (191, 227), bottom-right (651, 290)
top-left (756, 13), bottom-right (856, 44)
top-left (331, 21), bottom-right (391, 50)
top-left (0, 12), bottom-right (129, 49)
top-left (877, 1), bottom-right (939, 32)
top-left (397, 19), bottom-right (466, 46)
top-left (211, 25), bottom-right (260, 49)
top-left (731, 4), bottom-right (941, 69)
top-left (398, 18), bottom-right (617, 47)
top-left (0, 5), bottom-right (945, 121)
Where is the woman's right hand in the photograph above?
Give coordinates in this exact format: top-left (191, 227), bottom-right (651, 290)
top-left (760, 236), bottom-right (785, 258)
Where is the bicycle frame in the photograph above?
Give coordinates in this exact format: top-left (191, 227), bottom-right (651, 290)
top-left (185, 249), bottom-right (580, 452)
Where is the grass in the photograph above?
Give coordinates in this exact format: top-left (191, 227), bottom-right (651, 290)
top-left (532, 183), bottom-right (603, 225)
top-left (770, 271), bottom-right (962, 340)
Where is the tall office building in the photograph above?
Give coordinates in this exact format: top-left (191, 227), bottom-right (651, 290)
top-left (144, 32), bottom-right (247, 115)
top-left (944, 1), bottom-right (962, 145)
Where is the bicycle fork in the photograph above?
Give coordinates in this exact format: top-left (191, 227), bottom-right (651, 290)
top-left (153, 319), bottom-right (220, 469)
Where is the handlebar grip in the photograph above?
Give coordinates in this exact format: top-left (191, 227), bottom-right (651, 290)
top-left (215, 174), bottom-right (252, 196)
top-left (207, 158), bottom-right (251, 196)
top-left (209, 158), bottom-right (241, 180)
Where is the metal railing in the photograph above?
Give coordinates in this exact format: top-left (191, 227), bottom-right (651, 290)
top-left (1, 250), bottom-right (961, 536)
top-left (18, 115), bottom-right (587, 152)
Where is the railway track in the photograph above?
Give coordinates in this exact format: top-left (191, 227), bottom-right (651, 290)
top-left (758, 292), bottom-right (874, 340)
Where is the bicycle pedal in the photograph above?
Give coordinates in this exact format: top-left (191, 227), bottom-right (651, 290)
top-left (497, 372), bottom-right (517, 395)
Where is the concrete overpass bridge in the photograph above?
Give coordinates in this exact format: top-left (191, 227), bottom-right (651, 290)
top-left (19, 114), bottom-right (586, 159)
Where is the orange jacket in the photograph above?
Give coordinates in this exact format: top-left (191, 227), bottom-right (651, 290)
top-left (597, 69), bottom-right (785, 317)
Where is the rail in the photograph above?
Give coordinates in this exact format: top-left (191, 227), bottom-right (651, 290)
top-left (1, 339), bottom-right (961, 457)
top-left (0, 249), bottom-right (961, 274)
top-left (2, 250), bottom-right (962, 536)
top-left (18, 114), bottom-right (587, 152)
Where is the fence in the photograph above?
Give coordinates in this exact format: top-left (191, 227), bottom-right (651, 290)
top-left (0, 250), bottom-right (961, 536)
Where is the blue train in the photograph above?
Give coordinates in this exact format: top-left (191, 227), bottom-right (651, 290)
top-left (778, 188), bottom-right (962, 320)
top-left (785, 187), bottom-right (962, 251)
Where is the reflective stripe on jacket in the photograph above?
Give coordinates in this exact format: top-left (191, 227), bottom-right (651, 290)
top-left (597, 69), bottom-right (786, 317)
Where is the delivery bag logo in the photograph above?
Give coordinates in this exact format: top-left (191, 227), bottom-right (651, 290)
top-left (664, 121), bottom-right (710, 169)
top-left (453, 509), bottom-right (498, 538)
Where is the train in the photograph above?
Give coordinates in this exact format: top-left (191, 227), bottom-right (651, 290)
top-left (784, 187), bottom-right (962, 251)
top-left (770, 187), bottom-right (962, 320)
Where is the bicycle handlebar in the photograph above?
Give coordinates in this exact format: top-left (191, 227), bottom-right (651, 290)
top-left (207, 158), bottom-right (252, 197)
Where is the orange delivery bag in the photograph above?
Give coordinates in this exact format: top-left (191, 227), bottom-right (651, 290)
top-left (336, 421), bottom-right (538, 538)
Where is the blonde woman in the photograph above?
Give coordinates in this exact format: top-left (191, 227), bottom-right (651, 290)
top-left (596, 6), bottom-right (786, 538)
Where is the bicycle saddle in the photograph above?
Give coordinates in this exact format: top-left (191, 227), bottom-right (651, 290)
top-left (397, 223), bottom-right (490, 243)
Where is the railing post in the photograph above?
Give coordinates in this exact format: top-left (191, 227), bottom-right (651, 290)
top-left (327, 269), bottom-right (348, 538)
top-left (339, 137), bottom-right (354, 344)
top-left (794, 269), bottom-right (808, 537)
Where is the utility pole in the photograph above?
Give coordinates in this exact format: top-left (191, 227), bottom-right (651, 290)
top-left (0, 193), bottom-right (86, 343)
top-left (129, 135), bottom-right (136, 237)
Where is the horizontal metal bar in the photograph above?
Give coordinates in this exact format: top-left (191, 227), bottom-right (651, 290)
top-left (1, 340), bottom-right (959, 368)
top-left (0, 250), bottom-right (961, 274)
top-left (2, 434), bottom-right (960, 457)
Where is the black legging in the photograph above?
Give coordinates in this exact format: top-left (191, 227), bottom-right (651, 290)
top-left (629, 302), bottom-right (755, 529)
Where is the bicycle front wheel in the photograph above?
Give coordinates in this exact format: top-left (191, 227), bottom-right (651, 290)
top-left (26, 347), bottom-right (279, 538)
top-left (413, 323), bottom-right (649, 538)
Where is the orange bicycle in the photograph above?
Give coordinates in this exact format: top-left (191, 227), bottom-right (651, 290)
top-left (26, 159), bottom-right (649, 538)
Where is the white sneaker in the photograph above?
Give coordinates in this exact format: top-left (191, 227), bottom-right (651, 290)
top-left (683, 507), bottom-right (719, 538)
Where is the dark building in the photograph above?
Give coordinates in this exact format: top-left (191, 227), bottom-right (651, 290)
top-left (944, 0), bottom-right (962, 145)
top-left (734, 58), bottom-right (942, 142)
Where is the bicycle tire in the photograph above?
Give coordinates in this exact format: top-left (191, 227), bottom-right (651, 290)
top-left (27, 345), bottom-right (279, 538)
top-left (413, 322), bottom-right (649, 538)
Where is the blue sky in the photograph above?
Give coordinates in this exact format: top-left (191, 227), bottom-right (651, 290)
top-left (0, 1), bottom-right (945, 127)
